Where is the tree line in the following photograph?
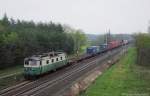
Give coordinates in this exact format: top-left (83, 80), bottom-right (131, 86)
top-left (0, 14), bottom-right (87, 69)
top-left (135, 33), bottom-right (150, 66)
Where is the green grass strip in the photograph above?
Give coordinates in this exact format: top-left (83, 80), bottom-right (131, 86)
top-left (81, 48), bottom-right (150, 96)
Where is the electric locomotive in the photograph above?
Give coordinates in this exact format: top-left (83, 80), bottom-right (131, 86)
top-left (24, 52), bottom-right (68, 79)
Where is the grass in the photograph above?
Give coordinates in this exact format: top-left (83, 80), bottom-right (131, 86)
top-left (0, 73), bottom-right (24, 90)
top-left (0, 65), bottom-right (23, 77)
top-left (81, 48), bottom-right (150, 96)
top-left (0, 65), bottom-right (24, 90)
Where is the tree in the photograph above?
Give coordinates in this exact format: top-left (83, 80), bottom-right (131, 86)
top-left (1, 14), bottom-right (10, 28)
top-left (0, 15), bottom-right (87, 69)
top-left (63, 25), bottom-right (87, 54)
top-left (135, 33), bottom-right (150, 66)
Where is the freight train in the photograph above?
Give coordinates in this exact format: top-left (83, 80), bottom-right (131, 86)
top-left (24, 40), bottom-right (128, 79)
top-left (86, 40), bottom-right (126, 55)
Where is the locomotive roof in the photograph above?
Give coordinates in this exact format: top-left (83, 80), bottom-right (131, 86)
top-left (25, 52), bottom-right (65, 60)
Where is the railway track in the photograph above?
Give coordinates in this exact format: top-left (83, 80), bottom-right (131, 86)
top-left (0, 50), bottom-right (106, 96)
top-left (23, 50), bottom-right (113, 96)
top-left (0, 46), bottom-right (125, 96)
top-left (31, 49), bottom-right (121, 96)
top-left (0, 81), bottom-right (30, 94)
top-left (0, 51), bottom-right (105, 96)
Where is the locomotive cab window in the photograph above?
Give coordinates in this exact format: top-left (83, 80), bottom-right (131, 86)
top-left (46, 60), bottom-right (49, 64)
top-left (51, 59), bottom-right (54, 63)
top-left (60, 57), bottom-right (62, 60)
top-left (40, 61), bottom-right (42, 65)
top-left (56, 58), bottom-right (58, 61)
top-left (25, 60), bottom-right (29, 65)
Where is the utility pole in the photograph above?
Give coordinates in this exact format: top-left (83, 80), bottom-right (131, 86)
top-left (105, 29), bottom-right (112, 62)
top-left (105, 29), bottom-right (111, 44)
top-left (108, 29), bottom-right (111, 42)
top-left (148, 21), bottom-right (150, 34)
top-left (105, 33), bottom-right (107, 44)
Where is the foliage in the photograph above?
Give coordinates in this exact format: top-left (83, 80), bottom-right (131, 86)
top-left (135, 33), bottom-right (150, 66)
top-left (63, 25), bottom-right (88, 54)
top-left (90, 34), bottom-right (105, 46)
top-left (0, 15), bottom-right (87, 69)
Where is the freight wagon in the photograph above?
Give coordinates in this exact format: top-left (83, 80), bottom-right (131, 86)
top-left (108, 41), bottom-right (121, 49)
top-left (86, 40), bottom-right (122, 55)
top-left (86, 46), bottom-right (100, 54)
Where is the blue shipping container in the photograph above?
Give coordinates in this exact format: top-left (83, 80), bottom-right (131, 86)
top-left (86, 46), bottom-right (100, 54)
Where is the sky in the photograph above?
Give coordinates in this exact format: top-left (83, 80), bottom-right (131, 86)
top-left (0, 0), bottom-right (150, 34)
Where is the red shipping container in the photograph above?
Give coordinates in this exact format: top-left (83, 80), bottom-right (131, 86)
top-left (108, 41), bottom-right (120, 50)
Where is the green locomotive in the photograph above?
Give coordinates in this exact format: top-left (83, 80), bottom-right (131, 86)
top-left (24, 52), bottom-right (68, 79)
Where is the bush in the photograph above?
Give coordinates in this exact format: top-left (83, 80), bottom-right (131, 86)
top-left (135, 33), bottom-right (150, 66)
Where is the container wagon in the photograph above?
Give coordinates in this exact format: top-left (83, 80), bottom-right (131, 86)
top-left (86, 46), bottom-right (100, 54)
top-left (108, 41), bottom-right (121, 49)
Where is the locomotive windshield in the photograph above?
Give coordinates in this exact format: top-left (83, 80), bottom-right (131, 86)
top-left (30, 60), bottom-right (37, 66)
top-left (24, 60), bottom-right (29, 65)
top-left (24, 59), bottom-right (37, 66)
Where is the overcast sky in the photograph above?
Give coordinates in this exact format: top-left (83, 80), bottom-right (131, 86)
top-left (0, 0), bottom-right (150, 34)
